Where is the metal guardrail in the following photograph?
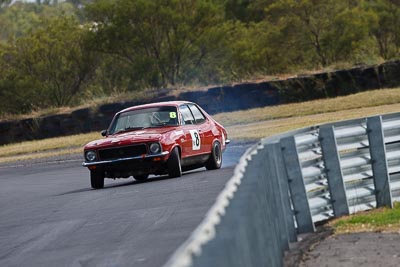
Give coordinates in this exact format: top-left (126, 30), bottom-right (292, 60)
top-left (165, 112), bottom-right (400, 267)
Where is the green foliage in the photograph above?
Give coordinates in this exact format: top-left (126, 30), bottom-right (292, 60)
top-left (224, 0), bottom-right (273, 22)
top-left (85, 0), bottom-right (225, 87)
top-left (0, 44), bottom-right (39, 114)
top-left (332, 202), bottom-right (400, 231)
top-left (365, 0), bottom-right (400, 59)
top-left (216, 21), bottom-right (274, 79)
top-left (264, 0), bottom-right (376, 67)
top-left (2, 0), bottom-right (400, 116)
top-left (0, 2), bottom-right (79, 43)
top-left (0, 16), bottom-right (98, 114)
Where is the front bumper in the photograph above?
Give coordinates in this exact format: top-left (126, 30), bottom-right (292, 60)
top-left (82, 151), bottom-right (169, 167)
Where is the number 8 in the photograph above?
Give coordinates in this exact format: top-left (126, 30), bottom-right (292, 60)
top-left (194, 132), bottom-right (199, 146)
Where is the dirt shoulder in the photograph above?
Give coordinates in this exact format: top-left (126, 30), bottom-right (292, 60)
top-left (284, 228), bottom-right (400, 267)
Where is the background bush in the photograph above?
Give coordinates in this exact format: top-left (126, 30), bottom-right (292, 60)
top-left (1, 0), bottom-right (400, 116)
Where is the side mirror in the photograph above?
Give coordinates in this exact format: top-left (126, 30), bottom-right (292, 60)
top-left (101, 130), bottom-right (107, 137)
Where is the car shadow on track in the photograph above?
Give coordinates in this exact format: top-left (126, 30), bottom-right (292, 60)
top-left (55, 169), bottom-right (207, 196)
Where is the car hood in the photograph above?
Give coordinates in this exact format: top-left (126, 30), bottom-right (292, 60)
top-left (84, 127), bottom-right (175, 149)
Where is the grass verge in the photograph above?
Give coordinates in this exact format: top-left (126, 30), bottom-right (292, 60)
top-left (224, 102), bottom-right (400, 140)
top-left (213, 87), bottom-right (400, 126)
top-left (328, 202), bottom-right (400, 234)
top-left (0, 147), bottom-right (82, 163)
top-left (1, 87), bottom-right (400, 163)
top-left (0, 132), bottom-right (99, 163)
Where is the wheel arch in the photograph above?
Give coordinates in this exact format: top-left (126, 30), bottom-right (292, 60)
top-left (169, 144), bottom-right (182, 159)
top-left (211, 137), bottom-right (222, 151)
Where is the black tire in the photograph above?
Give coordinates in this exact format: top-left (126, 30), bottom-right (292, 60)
top-left (205, 141), bottom-right (222, 170)
top-left (168, 147), bottom-right (182, 178)
top-left (90, 171), bottom-right (104, 189)
top-left (133, 174), bottom-right (149, 181)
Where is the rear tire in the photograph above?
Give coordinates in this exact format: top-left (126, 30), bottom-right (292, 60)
top-left (205, 141), bottom-right (222, 170)
top-left (134, 174), bottom-right (149, 181)
top-left (168, 147), bottom-right (182, 178)
top-left (90, 171), bottom-right (104, 189)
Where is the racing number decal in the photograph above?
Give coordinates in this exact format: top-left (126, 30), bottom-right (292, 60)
top-left (189, 130), bottom-right (201, 151)
top-left (169, 112), bottom-right (177, 119)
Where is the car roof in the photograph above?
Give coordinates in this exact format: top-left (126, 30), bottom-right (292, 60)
top-left (118, 101), bottom-right (193, 113)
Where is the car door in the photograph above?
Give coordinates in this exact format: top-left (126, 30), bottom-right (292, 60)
top-left (178, 104), bottom-right (203, 158)
top-left (187, 103), bottom-right (213, 154)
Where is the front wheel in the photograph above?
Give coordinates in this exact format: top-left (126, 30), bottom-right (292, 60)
top-left (205, 141), bottom-right (222, 170)
top-left (168, 147), bottom-right (182, 178)
top-left (90, 171), bottom-right (104, 189)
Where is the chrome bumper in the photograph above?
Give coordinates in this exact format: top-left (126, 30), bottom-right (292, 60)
top-left (82, 151), bottom-right (169, 167)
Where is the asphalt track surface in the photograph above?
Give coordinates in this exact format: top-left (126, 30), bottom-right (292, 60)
top-left (0, 141), bottom-right (253, 267)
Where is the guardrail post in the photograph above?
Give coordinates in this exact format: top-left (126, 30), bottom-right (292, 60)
top-left (266, 143), bottom-right (297, 243)
top-left (281, 136), bottom-right (315, 234)
top-left (367, 116), bottom-right (393, 208)
top-left (319, 126), bottom-right (350, 217)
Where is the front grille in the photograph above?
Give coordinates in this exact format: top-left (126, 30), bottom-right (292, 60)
top-left (98, 144), bottom-right (147, 160)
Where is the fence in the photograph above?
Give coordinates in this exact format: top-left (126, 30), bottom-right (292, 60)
top-left (164, 112), bottom-right (400, 267)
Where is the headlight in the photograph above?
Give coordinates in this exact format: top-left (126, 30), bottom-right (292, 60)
top-left (149, 143), bottom-right (161, 154)
top-left (85, 150), bottom-right (97, 162)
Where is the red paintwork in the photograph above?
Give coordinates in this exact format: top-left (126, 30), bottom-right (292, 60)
top-left (83, 101), bottom-right (228, 167)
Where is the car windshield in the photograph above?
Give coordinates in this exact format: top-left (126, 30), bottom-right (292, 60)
top-left (109, 106), bottom-right (179, 134)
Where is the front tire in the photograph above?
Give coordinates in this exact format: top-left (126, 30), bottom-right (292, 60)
top-left (168, 147), bottom-right (182, 178)
top-left (90, 171), bottom-right (104, 189)
top-left (205, 141), bottom-right (222, 170)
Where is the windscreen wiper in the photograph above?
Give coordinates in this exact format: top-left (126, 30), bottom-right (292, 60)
top-left (125, 126), bottom-right (145, 131)
top-left (113, 126), bottom-right (144, 134)
top-left (144, 123), bottom-right (167, 128)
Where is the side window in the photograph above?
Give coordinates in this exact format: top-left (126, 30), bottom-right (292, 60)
top-left (179, 105), bottom-right (195, 125)
top-left (188, 104), bottom-right (206, 124)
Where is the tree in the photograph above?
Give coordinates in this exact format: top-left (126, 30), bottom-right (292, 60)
top-left (6, 16), bottom-right (98, 108)
top-left (0, 1), bottom-right (80, 43)
top-left (224, 0), bottom-right (275, 22)
top-left (264, 0), bottom-right (374, 67)
top-left (366, 0), bottom-right (400, 59)
top-left (0, 0), bottom-right (11, 9)
top-left (86, 0), bottom-right (225, 87)
top-left (0, 42), bottom-right (41, 114)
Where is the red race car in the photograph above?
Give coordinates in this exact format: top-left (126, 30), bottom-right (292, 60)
top-left (82, 101), bottom-right (230, 189)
